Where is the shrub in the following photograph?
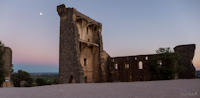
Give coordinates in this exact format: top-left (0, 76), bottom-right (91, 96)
top-left (11, 70), bottom-right (33, 87)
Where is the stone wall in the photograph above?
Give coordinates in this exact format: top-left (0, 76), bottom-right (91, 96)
top-left (0, 46), bottom-right (13, 87)
top-left (109, 54), bottom-right (159, 82)
top-left (109, 44), bottom-right (196, 82)
top-left (57, 4), bottom-right (84, 83)
top-left (100, 51), bottom-right (111, 82)
top-left (57, 4), bottom-right (104, 83)
top-left (174, 44), bottom-right (196, 79)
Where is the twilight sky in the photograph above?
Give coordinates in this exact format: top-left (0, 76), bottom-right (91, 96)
top-left (0, 0), bottom-right (199, 72)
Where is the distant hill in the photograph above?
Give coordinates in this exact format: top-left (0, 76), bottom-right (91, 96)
top-left (30, 72), bottom-right (58, 77)
top-left (13, 65), bottom-right (58, 73)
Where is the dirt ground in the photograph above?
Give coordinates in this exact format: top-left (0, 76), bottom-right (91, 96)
top-left (0, 79), bottom-right (200, 98)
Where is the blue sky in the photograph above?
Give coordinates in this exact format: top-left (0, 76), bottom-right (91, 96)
top-left (0, 0), bottom-right (199, 72)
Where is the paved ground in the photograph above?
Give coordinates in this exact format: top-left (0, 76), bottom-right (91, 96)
top-left (0, 79), bottom-right (200, 98)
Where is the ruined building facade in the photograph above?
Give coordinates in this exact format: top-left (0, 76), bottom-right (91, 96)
top-left (0, 46), bottom-right (13, 87)
top-left (57, 4), bottom-right (196, 83)
top-left (57, 4), bottom-right (108, 83)
top-left (109, 44), bottom-right (196, 82)
top-left (174, 45), bottom-right (196, 79)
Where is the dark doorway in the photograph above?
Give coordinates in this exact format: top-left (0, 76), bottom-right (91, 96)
top-left (85, 76), bottom-right (87, 83)
top-left (69, 75), bottom-right (74, 83)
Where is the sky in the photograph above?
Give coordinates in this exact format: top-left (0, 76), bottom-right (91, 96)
top-left (0, 0), bottom-right (199, 72)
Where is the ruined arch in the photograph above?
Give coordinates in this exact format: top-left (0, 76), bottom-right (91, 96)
top-left (138, 61), bottom-right (143, 69)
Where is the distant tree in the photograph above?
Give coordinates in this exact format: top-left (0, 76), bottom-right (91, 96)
top-left (35, 77), bottom-right (59, 86)
top-left (156, 47), bottom-right (171, 54)
top-left (148, 47), bottom-right (181, 80)
top-left (36, 78), bottom-right (47, 86)
top-left (0, 41), bottom-right (5, 86)
top-left (11, 70), bottom-right (33, 87)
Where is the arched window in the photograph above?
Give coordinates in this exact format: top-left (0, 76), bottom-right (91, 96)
top-left (84, 58), bottom-right (87, 66)
top-left (157, 60), bottom-right (162, 66)
top-left (125, 64), bottom-right (129, 69)
top-left (138, 61), bottom-right (143, 69)
top-left (145, 56), bottom-right (148, 60)
top-left (114, 64), bottom-right (118, 70)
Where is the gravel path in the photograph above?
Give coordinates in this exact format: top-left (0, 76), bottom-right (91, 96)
top-left (0, 79), bottom-right (200, 98)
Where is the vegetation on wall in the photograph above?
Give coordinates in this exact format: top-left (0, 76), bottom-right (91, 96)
top-left (0, 41), bottom-right (5, 86)
top-left (148, 47), bottom-right (184, 80)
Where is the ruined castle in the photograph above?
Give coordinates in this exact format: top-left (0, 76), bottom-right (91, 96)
top-left (0, 46), bottom-right (13, 87)
top-left (57, 4), bottom-right (196, 83)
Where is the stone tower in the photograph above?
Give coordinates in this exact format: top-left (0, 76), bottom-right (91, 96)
top-left (0, 46), bottom-right (13, 87)
top-left (57, 4), bottom-right (105, 83)
top-left (174, 44), bottom-right (196, 78)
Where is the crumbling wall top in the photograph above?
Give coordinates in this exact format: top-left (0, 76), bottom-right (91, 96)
top-left (57, 4), bottom-right (66, 16)
top-left (174, 44), bottom-right (196, 50)
top-left (74, 8), bottom-right (101, 26)
top-left (57, 4), bottom-right (101, 26)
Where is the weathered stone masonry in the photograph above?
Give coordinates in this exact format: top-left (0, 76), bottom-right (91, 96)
top-left (109, 44), bottom-right (196, 82)
top-left (174, 44), bottom-right (196, 79)
top-left (57, 4), bottom-right (107, 83)
top-left (0, 46), bottom-right (13, 87)
top-left (57, 4), bottom-right (196, 83)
